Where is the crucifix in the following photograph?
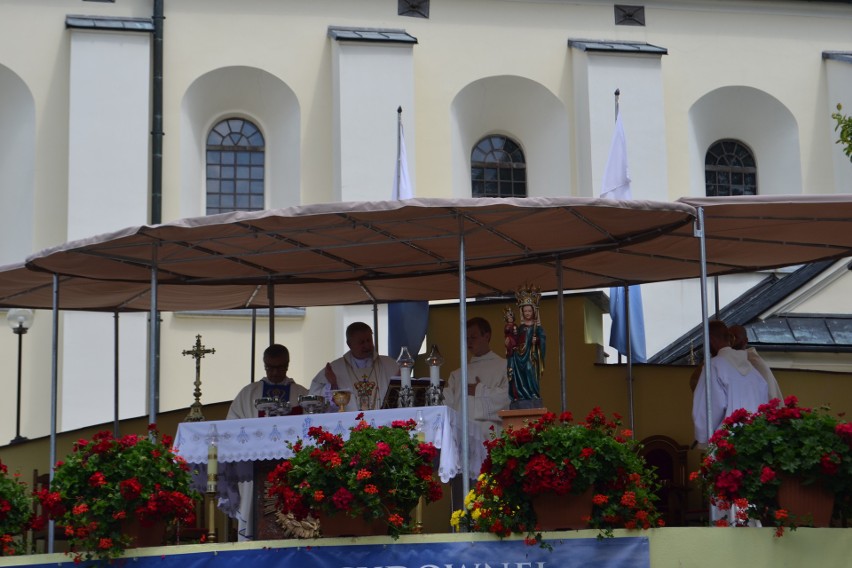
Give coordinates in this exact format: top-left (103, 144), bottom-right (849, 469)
top-left (183, 334), bottom-right (216, 422)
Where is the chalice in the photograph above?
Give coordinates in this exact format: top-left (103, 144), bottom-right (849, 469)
top-left (331, 390), bottom-right (351, 412)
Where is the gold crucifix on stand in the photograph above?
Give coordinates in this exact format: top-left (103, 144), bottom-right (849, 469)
top-left (182, 334), bottom-right (216, 422)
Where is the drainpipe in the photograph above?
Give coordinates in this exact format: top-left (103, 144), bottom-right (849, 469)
top-left (151, 0), bottom-right (164, 224)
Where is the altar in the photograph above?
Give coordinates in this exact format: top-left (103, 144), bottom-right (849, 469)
top-left (172, 405), bottom-right (473, 537)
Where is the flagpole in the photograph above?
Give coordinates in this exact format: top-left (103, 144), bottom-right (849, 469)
top-left (614, 88), bottom-right (636, 434)
top-left (395, 106), bottom-right (403, 199)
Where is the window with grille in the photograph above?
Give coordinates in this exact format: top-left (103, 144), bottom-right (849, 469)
top-left (704, 139), bottom-right (757, 197)
top-left (471, 135), bottom-right (527, 198)
top-left (206, 118), bottom-right (265, 214)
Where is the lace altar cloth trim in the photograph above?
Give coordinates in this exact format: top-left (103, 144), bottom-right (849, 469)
top-left (173, 406), bottom-right (468, 483)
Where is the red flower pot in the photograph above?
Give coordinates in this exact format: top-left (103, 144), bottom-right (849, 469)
top-left (777, 475), bottom-right (834, 528)
top-left (316, 511), bottom-right (387, 537)
top-left (531, 487), bottom-right (594, 531)
top-left (121, 517), bottom-right (167, 548)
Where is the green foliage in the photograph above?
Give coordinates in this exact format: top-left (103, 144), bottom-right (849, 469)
top-left (832, 103), bottom-right (852, 162)
top-left (38, 425), bottom-right (201, 562)
top-left (451, 409), bottom-right (663, 547)
top-left (266, 415), bottom-right (443, 538)
top-left (0, 459), bottom-right (33, 556)
top-left (698, 396), bottom-right (852, 534)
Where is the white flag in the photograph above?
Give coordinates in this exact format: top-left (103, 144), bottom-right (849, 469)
top-left (600, 110), bottom-right (646, 363)
top-left (392, 114), bottom-right (413, 200)
top-left (389, 108), bottom-right (427, 360)
top-left (600, 113), bottom-right (632, 201)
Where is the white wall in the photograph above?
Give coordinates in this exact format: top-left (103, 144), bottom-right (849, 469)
top-left (331, 41), bottom-right (415, 202)
top-left (180, 66), bottom-right (301, 219)
top-left (825, 59), bottom-right (852, 193)
top-left (451, 75), bottom-right (570, 198)
top-left (0, 66), bottom-right (35, 266)
top-left (689, 87), bottom-right (801, 197)
top-left (575, 52), bottom-right (668, 200)
top-left (61, 29), bottom-right (153, 430)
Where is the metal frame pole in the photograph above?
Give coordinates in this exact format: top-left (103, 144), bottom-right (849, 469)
top-left (48, 275), bottom-right (60, 553)
top-left (457, 217), bottom-right (471, 501)
top-left (696, 207), bottom-right (714, 525)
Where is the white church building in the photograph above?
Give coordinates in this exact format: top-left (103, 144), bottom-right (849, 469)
top-left (1, 0), bottom-right (851, 442)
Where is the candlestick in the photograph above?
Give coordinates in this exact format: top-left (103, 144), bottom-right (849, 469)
top-left (414, 410), bottom-right (425, 533)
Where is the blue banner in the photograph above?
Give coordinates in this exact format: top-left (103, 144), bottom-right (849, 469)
top-left (32, 537), bottom-right (649, 568)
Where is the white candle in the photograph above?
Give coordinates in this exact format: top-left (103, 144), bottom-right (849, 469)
top-left (401, 366), bottom-right (412, 389)
top-left (429, 365), bottom-right (440, 386)
top-left (207, 443), bottom-right (218, 493)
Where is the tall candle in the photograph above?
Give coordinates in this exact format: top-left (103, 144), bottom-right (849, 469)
top-left (429, 365), bottom-right (440, 386)
top-left (207, 442), bottom-right (218, 493)
top-left (401, 366), bottom-right (412, 389)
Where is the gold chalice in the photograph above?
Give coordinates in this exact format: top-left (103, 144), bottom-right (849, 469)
top-left (331, 390), bottom-right (351, 412)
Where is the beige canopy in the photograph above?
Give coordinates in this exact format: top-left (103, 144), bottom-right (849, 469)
top-left (13, 197), bottom-right (697, 310)
top-left (6, 195), bottom-right (852, 312)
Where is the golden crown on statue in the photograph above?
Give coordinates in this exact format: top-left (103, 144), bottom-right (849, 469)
top-left (514, 283), bottom-right (541, 309)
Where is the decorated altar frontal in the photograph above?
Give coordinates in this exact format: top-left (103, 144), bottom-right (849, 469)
top-left (0, 533), bottom-right (651, 568)
top-left (172, 406), bottom-right (474, 518)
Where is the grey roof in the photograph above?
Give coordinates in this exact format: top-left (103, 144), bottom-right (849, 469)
top-left (568, 39), bottom-right (667, 55)
top-left (65, 15), bottom-right (154, 32)
top-left (649, 260), bottom-right (836, 364)
top-left (328, 27), bottom-right (417, 44)
top-left (748, 315), bottom-right (852, 352)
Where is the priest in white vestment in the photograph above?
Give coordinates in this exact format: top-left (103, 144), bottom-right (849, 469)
top-left (225, 344), bottom-right (309, 540)
top-left (446, 317), bottom-right (510, 509)
top-left (309, 321), bottom-right (398, 411)
top-left (692, 321), bottom-right (770, 447)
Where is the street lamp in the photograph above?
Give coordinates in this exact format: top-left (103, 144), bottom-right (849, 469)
top-left (7, 308), bottom-right (34, 445)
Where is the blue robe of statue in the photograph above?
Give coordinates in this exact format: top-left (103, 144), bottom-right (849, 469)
top-left (507, 320), bottom-right (546, 402)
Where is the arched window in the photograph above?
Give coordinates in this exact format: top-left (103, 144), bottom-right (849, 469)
top-left (704, 139), bottom-right (757, 197)
top-left (471, 135), bottom-right (527, 198)
top-left (206, 118), bottom-right (265, 214)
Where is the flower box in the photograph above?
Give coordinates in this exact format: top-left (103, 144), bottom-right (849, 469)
top-left (37, 425), bottom-right (200, 561)
top-left (452, 408), bottom-right (663, 546)
top-left (266, 413), bottom-right (443, 539)
top-left (697, 396), bottom-right (852, 535)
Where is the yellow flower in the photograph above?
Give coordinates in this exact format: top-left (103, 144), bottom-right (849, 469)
top-left (463, 490), bottom-right (476, 508)
top-left (449, 509), bottom-right (465, 528)
top-left (471, 508), bottom-right (482, 520)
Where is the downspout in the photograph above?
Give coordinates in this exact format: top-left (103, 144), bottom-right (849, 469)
top-left (151, 0), bottom-right (164, 224)
top-left (148, 0), bottom-right (164, 429)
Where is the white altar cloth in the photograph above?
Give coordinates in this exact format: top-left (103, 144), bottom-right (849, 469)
top-left (173, 406), bottom-right (464, 483)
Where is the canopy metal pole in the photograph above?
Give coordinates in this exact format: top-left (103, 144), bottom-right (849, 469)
top-left (267, 281), bottom-right (275, 346)
top-left (714, 276), bottom-right (720, 320)
top-left (113, 311), bottom-right (120, 437)
top-left (625, 284), bottom-right (634, 433)
top-left (250, 308), bottom-right (257, 382)
top-left (148, 249), bottom-right (159, 428)
top-left (373, 303), bottom-right (379, 355)
top-left (457, 216), bottom-right (471, 502)
top-left (556, 259), bottom-right (567, 412)
top-left (696, 207), bottom-right (714, 525)
top-left (48, 274), bottom-right (60, 553)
